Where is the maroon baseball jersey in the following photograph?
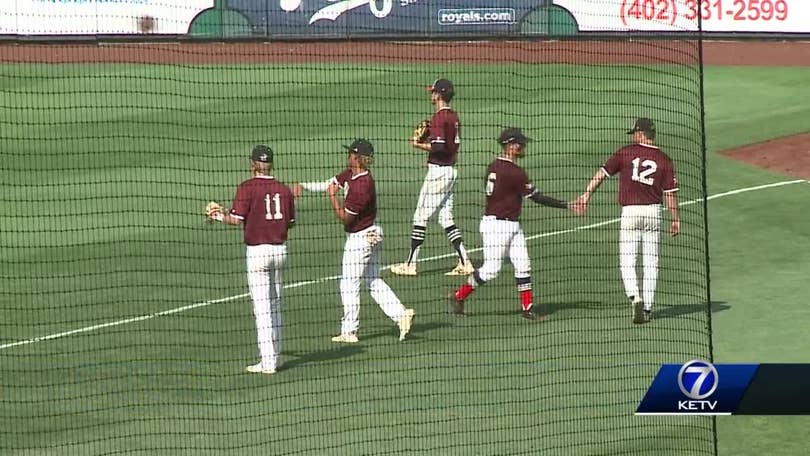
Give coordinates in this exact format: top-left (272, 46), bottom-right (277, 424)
top-left (484, 157), bottom-right (537, 221)
top-left (229, 175), bottom-right (295, 245)
top-left (601, 143), bottom-right (678, 206)
top-left (330, 168), bottom-right (353, 190)
top-left (428, 107), bottom-right (460, 166)
top-left (335, 169), bottom-right (376, 233)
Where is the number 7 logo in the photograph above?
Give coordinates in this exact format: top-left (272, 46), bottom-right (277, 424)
top-left (678, 360), bottom-right (719, 400)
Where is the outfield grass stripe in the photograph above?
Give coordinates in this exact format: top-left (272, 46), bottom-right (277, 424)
top-left (1, 178), bottom-right (805, 352)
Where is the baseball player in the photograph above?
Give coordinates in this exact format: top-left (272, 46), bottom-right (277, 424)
top-left (574, 118), bottom-right (680, 324)
top-left (390, 78), bottom-right (472, 277)
top-left (450, 128), bottom-right (577, 320)
top-left (205, 145), bottom-right (295, 375)
top-left (302, 139), bottom-right (415, 343)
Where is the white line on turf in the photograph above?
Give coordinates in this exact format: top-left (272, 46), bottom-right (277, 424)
top-left (1, 179), bottom-right (806, 352)
top-left (634, 413), bottom-right (732, 416)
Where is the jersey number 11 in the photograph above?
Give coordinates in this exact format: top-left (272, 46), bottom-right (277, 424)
top-left (265, 193), bottom-right (284, 220)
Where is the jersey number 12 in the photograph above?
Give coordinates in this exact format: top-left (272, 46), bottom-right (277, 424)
top-left (265, 193), bottom-right (284, 220)
top-left (631, 157), bottom-right (657, 186)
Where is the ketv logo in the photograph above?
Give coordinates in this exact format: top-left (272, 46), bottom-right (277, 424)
top-left (636, 359), bottom-right (748, 416)
top-left (438, 8), bottom-right (516, 25)
top-left (638, 361), bottom-right (810, 415)
top-left (677, 360), bottom-right (719, 412)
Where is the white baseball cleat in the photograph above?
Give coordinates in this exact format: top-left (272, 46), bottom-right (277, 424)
top-left (245, 363), bottom-right (276, 375)
top-left (445, 260), bottom-right (474, 276)
top-left (398, 308), bottom-right (416, 341)
top-left (331, 332), bottom-right (359, 343)
top-left (390, 263), bottom-right (417, 276)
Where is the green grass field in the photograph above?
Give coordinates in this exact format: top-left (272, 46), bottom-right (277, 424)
top-left (0, 57), bottom-right (808, 455)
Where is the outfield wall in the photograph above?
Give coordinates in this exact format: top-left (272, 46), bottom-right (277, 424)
top-left (2, 0), bottom-right (809, 39)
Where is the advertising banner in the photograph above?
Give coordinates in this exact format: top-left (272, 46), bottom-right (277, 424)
top-left (228, 0), bottom-right (542, 37)
top-left (552, 0), bottom-right (810, 33)
top-left (2, 0), bottom-right (808, 37)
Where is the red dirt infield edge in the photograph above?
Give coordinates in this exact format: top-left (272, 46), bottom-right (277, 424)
top-left (0, 40), bottom-right (809, 66)
top-left (723, 133), bottom-right (810, 180)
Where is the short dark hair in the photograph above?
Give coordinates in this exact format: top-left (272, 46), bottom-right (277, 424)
top-left (641, 129), bottom-right (656, 140)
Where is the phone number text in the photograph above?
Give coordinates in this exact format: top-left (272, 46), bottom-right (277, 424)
top-left (619, 0), bottom-right (789, 26)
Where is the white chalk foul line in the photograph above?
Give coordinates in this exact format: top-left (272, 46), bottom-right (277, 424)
top-left (1, 179), bottom-right (806, 352)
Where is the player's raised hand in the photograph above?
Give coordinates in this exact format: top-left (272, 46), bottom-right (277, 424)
top-left (326, 183), bottom-right (339, 197)
top-left (670, 219), bottom-right (681, 237)
top-left (572, 194), bottom-right (590, 214)
top-left (569, 200), bottom-right (586, 215)
top-left (292, 183), bottom-right (304, 198)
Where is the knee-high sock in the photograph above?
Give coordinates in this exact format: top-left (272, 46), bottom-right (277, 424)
top-left (455, 270), bottom-right (485, 301)
top-left (444, 224), bottom-right (469, 264)
top-left (406, 225), bottom-right (426, 265)
top-left (516, 276), bottom-right (533, 311)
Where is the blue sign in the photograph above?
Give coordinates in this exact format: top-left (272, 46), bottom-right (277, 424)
top-left (636, 360), bottom-right (758, 415)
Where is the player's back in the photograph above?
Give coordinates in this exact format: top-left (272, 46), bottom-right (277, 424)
top-left (428, 107), bottom-right (460, 166)
top-left (602, 143), bottom-right (677, 206)
top-left (484, 157), bottom-right (530, 221)
top-left (232, 176), bottom-right (295, 245)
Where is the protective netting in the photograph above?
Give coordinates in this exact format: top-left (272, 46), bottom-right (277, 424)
top-left (0, 40), bottom-right (712, 454)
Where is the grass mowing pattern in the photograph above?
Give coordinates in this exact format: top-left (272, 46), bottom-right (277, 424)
top-left (0, 46), bottom-right (712, 454)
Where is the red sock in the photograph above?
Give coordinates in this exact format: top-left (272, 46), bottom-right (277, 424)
top-left (520, 290), bottom-right (533, 311)
top-left (455, 283), bottom-right (474, 301)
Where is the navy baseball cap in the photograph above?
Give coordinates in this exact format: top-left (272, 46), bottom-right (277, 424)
top-left (627, 118), bottom-right (656, 134)
top-left (343, 139), bottom-right (374, 157)
top-left (251, 145), bottom-right (273, 163)
top-left (499, 127), bottom-right (531, 146)
top-left (427, 78), bottom-right (454, 95)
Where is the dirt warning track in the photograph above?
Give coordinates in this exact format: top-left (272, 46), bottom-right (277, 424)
top-left (0, 40), bottom-right (809, 66)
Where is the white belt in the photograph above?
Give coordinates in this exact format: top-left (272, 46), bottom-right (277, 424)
top-left (347, 225), bottom-right (379, 237)
top-left (482, 215), bottom-right (519, 223)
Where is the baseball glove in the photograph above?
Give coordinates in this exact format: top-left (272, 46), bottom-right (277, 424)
top-left (366, 228), bottom-right (382, 246)
top-left (412, 119), bottom-right (430, 143)
top-left (205, 201), bottom-right (224, 221)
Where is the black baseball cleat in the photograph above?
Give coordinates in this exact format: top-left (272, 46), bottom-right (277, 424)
top-left (447, 294), bottom-right (465, 316)
top-left (631, 296), bottom-right (646, 324)
top-left (521, 308), bottom-right (543, 321)
top-left (642, 310), bottom-right (652, 324)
